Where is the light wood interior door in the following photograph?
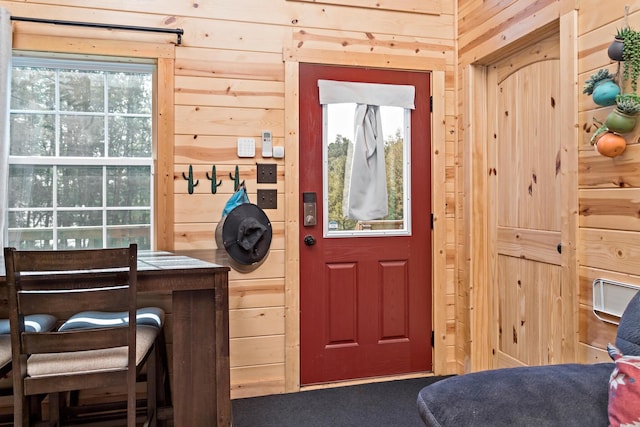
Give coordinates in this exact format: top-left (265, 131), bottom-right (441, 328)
top-left (488, 32), bottom-right (569, 368)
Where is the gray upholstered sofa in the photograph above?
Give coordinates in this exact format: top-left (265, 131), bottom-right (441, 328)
top-left (417, 291), bottom-right (640, 427)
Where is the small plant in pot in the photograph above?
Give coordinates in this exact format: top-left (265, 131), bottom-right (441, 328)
top-left (605, 93), bottom-right (640, 134)
top-left (608, 27), bottom-right (630, 61)
top-left (591, 123), bottom-right (627, 158)
top-left (583, 68), bottom-right (620, 106)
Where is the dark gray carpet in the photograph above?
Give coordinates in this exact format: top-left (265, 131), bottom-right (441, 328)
top-left (232, 376), bottom-right (448, 427)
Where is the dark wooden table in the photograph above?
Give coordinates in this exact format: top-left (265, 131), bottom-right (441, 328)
top-left (1, 250), bottom-right (231, 427)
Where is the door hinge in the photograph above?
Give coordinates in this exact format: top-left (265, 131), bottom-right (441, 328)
top-left (431, 330), bottom-right (435, 348)
top-left (430, 213), bottom-right (434, 229)
top-left (429, 95), bottom-right (433, 112)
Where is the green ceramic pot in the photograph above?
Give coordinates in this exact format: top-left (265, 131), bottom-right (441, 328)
top-left (605, 108), bottom-right (638, 134)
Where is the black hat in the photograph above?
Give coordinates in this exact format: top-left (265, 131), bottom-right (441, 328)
top-left (217, 203), bottom-right (272, 272)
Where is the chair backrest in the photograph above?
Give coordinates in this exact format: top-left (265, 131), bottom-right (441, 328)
top-left (3, 245), bottom-right (138, 393)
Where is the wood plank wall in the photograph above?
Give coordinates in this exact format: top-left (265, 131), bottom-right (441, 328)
top-left (458, 0), bottom-right (640, 371)
top-left (0, 0), bottom-right (457, 398)
top-left (577, 0), bottom-right (640, 362)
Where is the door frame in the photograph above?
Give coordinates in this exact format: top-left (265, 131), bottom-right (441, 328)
top-left (465, 14), bottom-right (579, 372)
top-left (283, 51), bottom-right (447, 392)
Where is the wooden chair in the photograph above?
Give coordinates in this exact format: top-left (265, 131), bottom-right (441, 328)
top-left (3, 244), bottom-right (162, 427)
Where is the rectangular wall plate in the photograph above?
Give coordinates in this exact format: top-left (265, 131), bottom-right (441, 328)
top-left (257, 163), bottom-right (277, 183)
top-left (257, 189), bottom-right (277, 209)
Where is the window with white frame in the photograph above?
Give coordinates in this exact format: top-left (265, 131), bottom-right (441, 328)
top-left (8, 56), bottom-right (154, 250)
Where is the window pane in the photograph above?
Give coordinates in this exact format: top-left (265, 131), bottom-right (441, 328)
top-left (57, 166), bottom-right (103, 207)
top-left (325, 103), bottom-right (408, 235)
top-left (57, 227), bottom-right (102, 249)
top-left (8, 165), bottom-right (53, 208)
top-left (108, 226), bottom-right (151, 250)
top-left (109, 116), bottom-right (152, 157)
top-left (8, 228), bottom-right (53, 250)
top-left (60, 114), bottom-right (105, 156)
top-left (57, 210), bottom-right (103, 228)
top-left (107, 166), bottom-right (151, 207)
top-left (108, 72), bottom-right (152, 114)
top-left (59, 69), bottom-right (104, 112)
top-left (8, 210), bottom-right (53, 229)
top-left (9, 113), bottom-right (55, 156)
top-left (11, 67), bottom-right (55, 110)
top-left (108, 210), bottom-right (151, 226)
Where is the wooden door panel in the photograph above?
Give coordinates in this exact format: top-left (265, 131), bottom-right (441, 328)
top-left (497, 61), bottom-right (561, 231)
top-left (497, 255), bottom-right (562, 365)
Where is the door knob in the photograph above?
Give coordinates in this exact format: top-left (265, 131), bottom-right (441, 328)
top-left (304, 235), bottom-right (316, 246)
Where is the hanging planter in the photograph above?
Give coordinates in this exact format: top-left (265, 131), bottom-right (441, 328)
top-left (583, 69), bottom-right (620, 106)
top-left (594, 131), bottom-right (627, 158)
top-left (608, 28), bottom-right (628, 61)
top-left (604, 93), bottom-right (640, 133)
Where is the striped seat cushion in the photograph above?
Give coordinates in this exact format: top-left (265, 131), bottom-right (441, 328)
top-left (0, 314), bottom-right (57, 334)
top-left (57, 307), bottom-right (164, 331)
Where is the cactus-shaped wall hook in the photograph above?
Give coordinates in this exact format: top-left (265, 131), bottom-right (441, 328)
top-left (229, 165), bottom-right (245, 191)
top-left (206, 165), bottom-right (223, 194)
top-left (182, 165), bottom-right (199, 194)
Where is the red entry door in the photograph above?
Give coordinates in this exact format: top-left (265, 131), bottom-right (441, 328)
top-left (299, 63), bottom-right (432, 384)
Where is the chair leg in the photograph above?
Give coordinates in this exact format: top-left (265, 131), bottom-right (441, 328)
top-left (146, 345), bottom-right (157, 427)
top-left (47, 392), bottom-right (60, 426)
top-left (157, 331), bottom-right (171, 407)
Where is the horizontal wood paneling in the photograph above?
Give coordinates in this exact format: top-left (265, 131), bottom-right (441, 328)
top-left (287, 0), bottom-right (444, 15)
top-left (580, 228), bottom-right (640, 276)
top-left (2, 0), bottom-right (458, 399)
top-left (577, 4), bottom-right (640, 371)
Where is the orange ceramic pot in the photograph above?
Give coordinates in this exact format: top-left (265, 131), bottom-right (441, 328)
top-left (595, 131), bottom-right (626, 158)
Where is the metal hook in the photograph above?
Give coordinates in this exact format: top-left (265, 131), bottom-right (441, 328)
top-left (206, 166), bottom-right (223, 194)
top-left (229, 165), bottom-right (245, 191)
top-left (182, 165), bottom-right (199, 194)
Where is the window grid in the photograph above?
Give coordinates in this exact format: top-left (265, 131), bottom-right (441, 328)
top-left (8, 57), bottom-right (154, 250)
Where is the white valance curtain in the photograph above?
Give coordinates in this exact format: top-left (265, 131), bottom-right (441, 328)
top-left (0, 8), bottom-right (12, 249)
top-left (318, 80), bottom-right (415, 221)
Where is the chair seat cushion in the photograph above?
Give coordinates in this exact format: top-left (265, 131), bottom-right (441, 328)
top-left (0, 335), bottom-right (11, 370)
top-left (417, 363), bottom-right (614, 427)
top-left (0, 314), bottom-right (57, 334)
top-left (26, 325), bottom-right (159, 378)
top-left (57, 307), bottom-right (164, 331)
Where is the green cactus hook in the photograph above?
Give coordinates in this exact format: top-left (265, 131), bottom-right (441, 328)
top-left (206, 165), bottom-right (223, 194)
top-left (229, 165), bottom-right (245, 191)
top-left (182, 165), bottom-right (199, 194)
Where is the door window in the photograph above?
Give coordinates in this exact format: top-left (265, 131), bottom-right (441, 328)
top-left (323, 103), bottom-right (411, 237)
top-left (319, 79), bottom-right (414, 237)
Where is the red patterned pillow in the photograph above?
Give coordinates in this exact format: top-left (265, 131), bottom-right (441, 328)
top-left (608, 343), bottom-right (640, 427)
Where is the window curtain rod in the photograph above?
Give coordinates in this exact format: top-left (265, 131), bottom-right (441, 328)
top-left (10, 16), bottom-right (184, 45)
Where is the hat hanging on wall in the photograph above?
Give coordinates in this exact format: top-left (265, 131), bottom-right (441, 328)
top-left (215, 203), bottom-right (272, 273)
